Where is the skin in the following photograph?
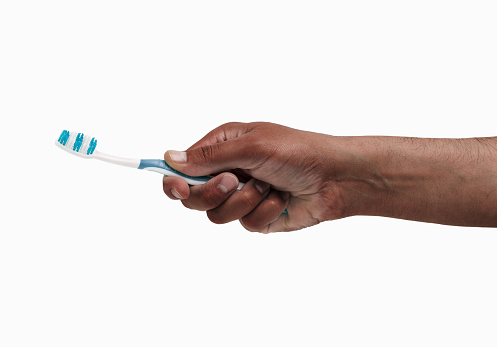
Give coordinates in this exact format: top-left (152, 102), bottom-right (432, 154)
top-left (162, 122), bottom-right (497, 233)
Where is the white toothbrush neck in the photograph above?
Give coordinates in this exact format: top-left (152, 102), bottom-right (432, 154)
top-left (93, 151), bottom-right (140, 169)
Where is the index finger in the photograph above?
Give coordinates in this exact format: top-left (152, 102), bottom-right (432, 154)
top-left (187, 122), bottom-right (252, 150)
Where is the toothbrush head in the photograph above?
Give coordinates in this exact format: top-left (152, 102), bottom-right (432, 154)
top-left (55, 130), bottom-right (97, 158)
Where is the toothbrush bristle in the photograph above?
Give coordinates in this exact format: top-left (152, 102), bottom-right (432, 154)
top-left (74, 133), bottom-right (84, 152)
top-left (58, 130), bottom-right (70, 145)
top-left (88, 137), bottom-right (97, 155)
top-left (56, 130), bottom-right (97, 156)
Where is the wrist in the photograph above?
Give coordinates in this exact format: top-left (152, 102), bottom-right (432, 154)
top-left (323, 136), bottom-right (393, 218)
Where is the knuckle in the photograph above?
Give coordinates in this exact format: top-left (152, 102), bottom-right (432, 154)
top-left (247, 137), bottom-right (276, 162)
top-left (223, 121), bottom-right (242, 129)
top-left (181, 199), bottom-right (195, 210)
top-left (241, 216), bottom-right (270, 234)
top-left (200, 188), bottom-right (222, 209)
top-left (255, 226), bottom-right (271, 234)
top-left (266, 199), bottom-right (283, 215)
top-left (240, 216), bottom-right (262, 231)
top-left (200, 145), bottom-right (213, 161)
top-left (206, 210), bottom-right (228, 224)
top-left (239, 191), bottom-right (258, 211)
top-left (240, 218), bottom-right (256, 231)
top-left (196, 144), bottom-right (215, 164)
top-left (248, 138), bottom-right (265, 154)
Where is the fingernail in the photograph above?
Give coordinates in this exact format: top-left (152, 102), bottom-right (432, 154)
top-left (218, 174), bottom-right (238, 194)
top-left (171, 188), bottom-right (185, 200)
top-left (254, 180), bottom-right (270, 194)
top-left (169, 150), bottom-right (187, 164)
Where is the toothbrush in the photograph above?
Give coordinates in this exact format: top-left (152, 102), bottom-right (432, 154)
top-left (55, 130), bottom-right (245, 189)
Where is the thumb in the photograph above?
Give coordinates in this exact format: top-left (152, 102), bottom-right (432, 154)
top-left (165, 138), bottom-right (257, 177)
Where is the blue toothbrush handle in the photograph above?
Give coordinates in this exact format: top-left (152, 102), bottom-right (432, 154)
top-left (138, 159), bottom-right (212, 185)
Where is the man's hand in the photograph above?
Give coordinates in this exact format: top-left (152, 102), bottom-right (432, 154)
top-left (162, 122), bottom-right (346, 233)
top-left (163, 122), bottom-right (497, 232)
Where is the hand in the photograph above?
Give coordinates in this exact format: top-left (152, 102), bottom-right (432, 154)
top-left (163, 122), bottom-right (497, 230)
top-left (162, 122), bottom-right (345, 233)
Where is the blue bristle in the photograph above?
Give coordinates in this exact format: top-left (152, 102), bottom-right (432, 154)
top-left (58, 130), bottom-right (69, 145)
top-left (73, 133), bottom-right (83, 152)
top-left (87, 137), bottom-right (97, 155)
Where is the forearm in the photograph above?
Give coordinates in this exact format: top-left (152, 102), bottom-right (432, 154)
top-left (330, 136), bottom-right (497, 227)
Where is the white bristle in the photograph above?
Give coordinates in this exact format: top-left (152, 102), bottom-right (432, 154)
top-left (66, 131), bottom-right (78, 150)
top-left (80, 134), bottom-right (92, 154)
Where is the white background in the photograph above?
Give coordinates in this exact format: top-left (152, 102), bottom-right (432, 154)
top-left (1, 1), bottom-right (496, 346)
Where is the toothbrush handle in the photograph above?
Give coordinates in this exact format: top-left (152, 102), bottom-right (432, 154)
top-left (138, 159), bottom-right (245, 189)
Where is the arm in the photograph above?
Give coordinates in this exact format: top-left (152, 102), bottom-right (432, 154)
top-left (334, 136), bottom-right (497, 227)
top-left (162, 122), bottom-right (497, 232)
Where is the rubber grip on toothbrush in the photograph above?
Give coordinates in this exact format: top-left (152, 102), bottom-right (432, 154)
top-left (138, 159), bottom-right (211, 185)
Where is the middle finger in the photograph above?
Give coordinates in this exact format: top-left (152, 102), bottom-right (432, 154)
top-left (207, 178), bottom-right (271, 224)
top-left (181, 173), bottom-right (240, 211)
